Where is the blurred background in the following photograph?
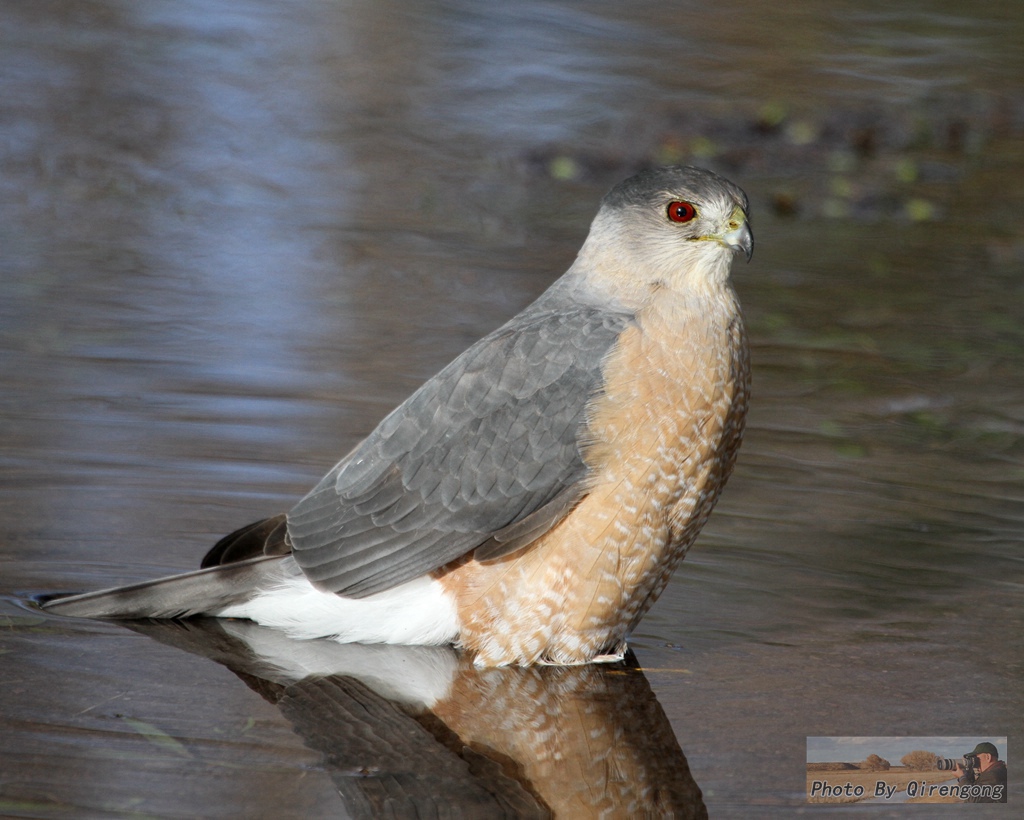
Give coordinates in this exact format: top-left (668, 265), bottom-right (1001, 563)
top-left (1, 1), bottom-right (1022, 816)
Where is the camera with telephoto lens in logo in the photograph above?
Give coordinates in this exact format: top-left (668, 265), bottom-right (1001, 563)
top-left (935, 753), bottom-right (979, 782)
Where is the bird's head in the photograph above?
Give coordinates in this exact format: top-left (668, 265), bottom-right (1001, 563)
top-left (569, 165), bottom-right (752, 307)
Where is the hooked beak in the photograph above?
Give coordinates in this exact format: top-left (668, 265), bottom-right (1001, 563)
top-left (721, 208), bottom-right (753, 262)
top-left (720, 213), bottom-right (753, 262)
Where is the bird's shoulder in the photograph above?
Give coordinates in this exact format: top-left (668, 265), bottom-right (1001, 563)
top-left (285, 293), bottom-right (636, 597)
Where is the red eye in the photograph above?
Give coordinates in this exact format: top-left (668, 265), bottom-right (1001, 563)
top-left (667, 200), bottom-right (697, 223)
top-left (667, 199), bottom-right (700, 222)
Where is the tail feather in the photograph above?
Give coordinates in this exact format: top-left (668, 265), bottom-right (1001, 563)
top-left (42, 555), bottom-right (287, 620)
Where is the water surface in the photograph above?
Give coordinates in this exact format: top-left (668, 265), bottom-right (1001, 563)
top-left (2, 1), bottom-right (1022, 817)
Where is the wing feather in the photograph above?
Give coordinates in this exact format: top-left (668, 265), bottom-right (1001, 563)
top-left (287, 301), bottom-right (633, 598)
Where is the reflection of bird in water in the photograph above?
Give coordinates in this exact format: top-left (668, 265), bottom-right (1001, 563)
top-left (130, 619), bottom-right (708, 819)
top-left (45, 166), bottom-right (752, 667)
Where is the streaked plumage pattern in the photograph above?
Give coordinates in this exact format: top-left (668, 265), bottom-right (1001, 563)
top-left (451, 280), bottom-right (749, 665)
top-left (44, 165), bottom-right (753, 668)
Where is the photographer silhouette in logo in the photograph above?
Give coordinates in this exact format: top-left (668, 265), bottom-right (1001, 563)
top-left (951, 742), bottom-right (1007, 803)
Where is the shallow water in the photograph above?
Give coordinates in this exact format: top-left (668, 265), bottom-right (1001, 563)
top-left (2, 1), bottom-right (1022, 817)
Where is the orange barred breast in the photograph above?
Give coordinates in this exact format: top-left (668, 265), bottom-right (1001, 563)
top-left (438, 288), bottom-right (749, 666)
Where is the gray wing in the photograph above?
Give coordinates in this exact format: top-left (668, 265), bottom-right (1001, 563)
top-left (287, 303), bottom-right (634, 598)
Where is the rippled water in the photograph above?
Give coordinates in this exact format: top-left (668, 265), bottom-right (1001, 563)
top-left (2, 1), bottom-right (1022, 817)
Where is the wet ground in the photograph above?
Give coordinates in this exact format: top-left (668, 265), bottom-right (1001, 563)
top-left (2, 1), bottom-right (1023, 817)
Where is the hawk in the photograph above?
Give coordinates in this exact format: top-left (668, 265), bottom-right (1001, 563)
top-left (45, 165), bottom-right (753, 667)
